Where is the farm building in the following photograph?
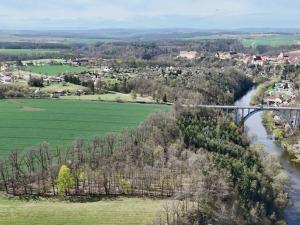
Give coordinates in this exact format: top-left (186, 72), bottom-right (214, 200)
top-left (44, 77), bottom-right (64, 84)
top-left (0, 75), bottom-right (12, 84)
top-left (179, 51), bottom-right (197, 59)
top-left (73, 58), bottom-right (89, 66)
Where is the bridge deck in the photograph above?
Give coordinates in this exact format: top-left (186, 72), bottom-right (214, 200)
top-left (183, 104), bottom-right (300, 128)
top-left (189, 105), bottom-right (300, 110)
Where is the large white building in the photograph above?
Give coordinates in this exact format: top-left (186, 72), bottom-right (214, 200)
top-left (179, 51), bottom-right (197, 59)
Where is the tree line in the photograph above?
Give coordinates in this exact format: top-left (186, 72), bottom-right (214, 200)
top-left (0, 107), bottom-right (288, 224)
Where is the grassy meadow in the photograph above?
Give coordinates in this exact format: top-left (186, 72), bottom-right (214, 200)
top-left (0, 197), bottom-right (164, 225)
top-left (0, 99), bottom-right (170, 155)
top-left (21, 65), bottom-right (94, 76)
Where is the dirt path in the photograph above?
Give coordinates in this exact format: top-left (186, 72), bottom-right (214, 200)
top-left (8, 99), bottom-right (45, 112)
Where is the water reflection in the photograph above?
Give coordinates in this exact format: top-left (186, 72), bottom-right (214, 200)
top-left (235, 88), bottom-right (300, 224)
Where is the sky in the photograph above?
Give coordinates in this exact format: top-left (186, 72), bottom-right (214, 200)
top-left (0, 0), bottom-right (299, 30)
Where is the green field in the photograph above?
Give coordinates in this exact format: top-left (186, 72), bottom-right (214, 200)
top-left (0, 197), bottom-right (164, 225)
top-left (0, 99), bottom-right (170, 154)
top-left (21, 65), bottom-right (94, 76)
top-left (178, 33), bottom-right (300, 48)
top-left (0, 49), bottom-right (60, 56)
top-left (241, 34), bottom-right (300, 48)
top-left (0, 34), bottom-right (117, 44)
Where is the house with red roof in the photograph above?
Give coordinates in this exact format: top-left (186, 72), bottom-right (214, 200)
top-left (252, 55), bottom-right (263, 66)
top-left (264, 96), bottom-right (282, 106)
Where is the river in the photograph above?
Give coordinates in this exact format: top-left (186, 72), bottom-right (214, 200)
top-left (235, 88), bottom-right (300, 224)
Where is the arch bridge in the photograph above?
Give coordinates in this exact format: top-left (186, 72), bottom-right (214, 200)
top-left (192, 105), bottom-right (300, 128)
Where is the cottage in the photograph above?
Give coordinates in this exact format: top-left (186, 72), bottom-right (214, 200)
top-left (52, 90), bottom-right (66, 98)
top-left (252, 55), bottom-right (263, 66)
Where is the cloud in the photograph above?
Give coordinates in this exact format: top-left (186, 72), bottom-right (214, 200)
top-left (0, 0), bottom-right (299, 29)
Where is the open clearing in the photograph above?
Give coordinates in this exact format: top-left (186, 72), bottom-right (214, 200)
top-left (0, 197), bottom-right (164, 225)
top-left (177, 33), bottom-right (300, 48)
top-left (41, 83), bottom-right (89, 93)
top-left (21, 65), bottom-right (94, 76)
top-left (0, 99), bottom-right (170, 154)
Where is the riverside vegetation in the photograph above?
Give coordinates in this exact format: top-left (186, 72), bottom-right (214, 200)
top-left (256, 72), bottom-right (300, 163)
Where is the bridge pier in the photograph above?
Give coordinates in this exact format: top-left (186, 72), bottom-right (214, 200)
top-left (234, 109), bottom-right (239, 125)
top-left (292, 110), bottom-right (300, 128)
top-left (225, 108), bottom-right (229, 122)
top-left (296, 111), bottom-right (300, 128)
top-left (242, 109), bottom-right (244, 120)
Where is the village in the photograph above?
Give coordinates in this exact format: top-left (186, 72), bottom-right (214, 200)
top-left (0, 49), bottom-right (299, 104)
top-left (0, 58), bottom-right (113, 97)
top-left (263, 81), bottom-right (296, 106)
top-left (180, 49), bottom-right (300, 66)
top-left (179, 50), bottom-right (300, 108)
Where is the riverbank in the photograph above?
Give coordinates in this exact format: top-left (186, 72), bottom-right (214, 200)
top-left (250, 77), bottom-right (280, 105)
top-left (236, 87), bottom-right (300, 224)
top-left (262, 111), bottom-right (300, 163)
top-left (252, 75), bottom-right (300, 163)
